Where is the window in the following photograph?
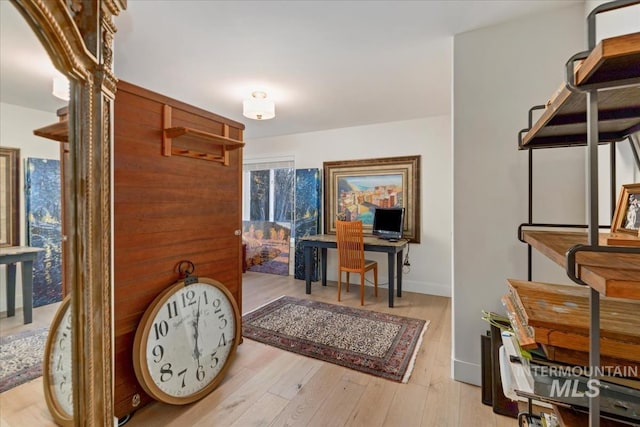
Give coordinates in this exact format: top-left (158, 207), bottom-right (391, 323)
top-left (242, 159), bottom-right (294, 223)
top-left (242, 158), bottom-right (295, 276)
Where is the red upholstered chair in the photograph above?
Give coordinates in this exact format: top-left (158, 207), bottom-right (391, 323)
top-left (335, 220), bottom-right (378, 305)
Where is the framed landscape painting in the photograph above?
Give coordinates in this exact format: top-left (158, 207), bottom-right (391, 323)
top-left (323, 155), bottom-right (421, 243)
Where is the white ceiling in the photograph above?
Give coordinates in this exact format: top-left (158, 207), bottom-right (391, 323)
top-left (1, 0), bottom-right (583, 140)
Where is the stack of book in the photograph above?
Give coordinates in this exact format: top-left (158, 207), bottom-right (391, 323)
top-left (500, 280), bottom-right (640, 425)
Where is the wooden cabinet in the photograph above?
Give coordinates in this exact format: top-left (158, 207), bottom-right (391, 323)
top-left (505, 4), bottom-right (640, 426)
top-left (33, 81), bottom-right (245, 419)
top-left (112, 81), bottom-right (245, 418)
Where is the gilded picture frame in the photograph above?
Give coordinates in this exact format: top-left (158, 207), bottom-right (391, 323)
top-left (323, 155), bottom-right (421, 243)
top-left (611, 183), bottom-right (640, 236)
top-left (9, 0), bottom-right (126, 424)
top-left (0, 147), bottom-right (20, 247)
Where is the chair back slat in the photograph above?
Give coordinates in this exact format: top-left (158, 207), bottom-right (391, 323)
top-left (336, 220), bottom-right (365, 270)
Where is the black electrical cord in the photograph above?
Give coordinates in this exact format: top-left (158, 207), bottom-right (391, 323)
top-left (402, 242), bottom-right (411, 274)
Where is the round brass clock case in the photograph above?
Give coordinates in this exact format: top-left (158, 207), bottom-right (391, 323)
top-left (133, 278), bottom-right (240, 405)
top-left (43, 295), bottom-right (73, 426)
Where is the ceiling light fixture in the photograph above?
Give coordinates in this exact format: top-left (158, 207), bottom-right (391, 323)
top-left (52, 75), bottom-right (70, 101)
top-left (243, 91), bottom-right (275, 120)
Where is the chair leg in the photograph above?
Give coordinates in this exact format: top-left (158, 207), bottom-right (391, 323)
top-left (360, 274), bottom-right (365, 305)
top-left (373, 265), bottom-right (378, 297)
top-left (337, 270), bottom-right (342, 302)
top-left (346, 272), bottom-right (350, 292)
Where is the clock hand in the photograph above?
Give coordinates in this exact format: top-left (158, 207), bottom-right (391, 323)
top-left (192, 296), bottom-right (202, 361)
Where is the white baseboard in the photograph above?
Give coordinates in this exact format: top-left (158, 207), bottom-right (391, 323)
top-left (453, 358), bottom-right (481, 386)
top-left (354, 279), bottom-right (451, 298)
top-left (401, 279), bottom-right (451, 297)
top-left (301, 274), bottom-right (452, 298)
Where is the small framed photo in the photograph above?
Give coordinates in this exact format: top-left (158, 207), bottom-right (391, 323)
top-left (611, 183), bottom-right (640, 236)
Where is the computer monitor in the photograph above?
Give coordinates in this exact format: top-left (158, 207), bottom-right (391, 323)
top-left (372, 207), bottom-right (405, 240)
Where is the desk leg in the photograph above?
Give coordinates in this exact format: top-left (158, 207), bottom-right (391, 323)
top-left (6, 263), bottom-right (16, 317)
top-left (21, 260), bottom-right (34, 324)
top-left (396, 250), bottom-right (403, 297)
top-left (321, 248), bottom-right (327, 286)
top-left (387, 252), bottom-right (395, 308)
top-left (304, 246), bottom-right (312, 294)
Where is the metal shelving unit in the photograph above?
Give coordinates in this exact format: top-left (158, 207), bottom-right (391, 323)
top-left (514, 1), bottom-right (640, 426)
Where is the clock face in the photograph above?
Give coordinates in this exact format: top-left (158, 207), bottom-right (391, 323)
top-left (50, 305), bottom-right (73, 414)
top-left (43, 295), bottom-right (73, 425)
top-left (134, 279), bottom-right (240, 404)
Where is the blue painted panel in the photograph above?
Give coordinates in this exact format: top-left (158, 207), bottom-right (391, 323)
top-left (25, 158), bottom-right (62, 307)
top-left (294, 169), bottom-right (321, 281)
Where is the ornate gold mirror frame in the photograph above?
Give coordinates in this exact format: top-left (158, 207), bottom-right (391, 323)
top-left (9, 0), bottom-right (125, 424)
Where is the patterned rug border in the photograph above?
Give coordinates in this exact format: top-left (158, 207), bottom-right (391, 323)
top-left (0, 327), bottom-right (48, 394)
top-left (242, 296), bottom-right (429, 383)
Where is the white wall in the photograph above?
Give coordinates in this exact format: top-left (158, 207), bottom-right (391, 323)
top-left (586, 0), bottom-right (640, 42)
top-left (0, 102), bottom-right (59, 313)
top-left (244, 115), bottom-right (453, 297)
top-left (452, 5), bottom-right (586, 385)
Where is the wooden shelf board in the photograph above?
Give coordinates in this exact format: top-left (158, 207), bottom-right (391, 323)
top-left (33, 106), bottom-right (70, 143)
top-left (521, 231), bottom-right (640, 299)
top-left (161, 104), bottom-right (244, 165)
top-left (521, 86), bottom-right (640, 148)
top-left (581, 266), bottom-right (640, 299)
top-left (577, 32), bottom-right (640, 86)
top-left (33, 121), bottom-right (69, 142)
top-left (521, 32), bottom-right (640, 149)
top-left (164, 126), bottom-right (244, 149)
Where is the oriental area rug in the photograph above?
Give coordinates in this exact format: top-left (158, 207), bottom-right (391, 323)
top-left (0, 327), bottom-right (48, 393)
top-left (242, 296), bottom-right (429, 382)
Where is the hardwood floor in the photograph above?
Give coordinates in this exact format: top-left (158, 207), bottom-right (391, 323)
top-left (0, 301), bottom-right (60, 336)
top-left (0, 272), bottom-right (513, 426)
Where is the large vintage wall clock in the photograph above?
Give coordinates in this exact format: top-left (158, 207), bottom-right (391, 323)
top-left (132, 275), bottom-right (241, 405)
top-left (43, 295), bottom-right (73, 426)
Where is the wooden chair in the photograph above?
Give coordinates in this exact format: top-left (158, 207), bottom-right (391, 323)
top-left (335, 220), bottom-right (378, 305)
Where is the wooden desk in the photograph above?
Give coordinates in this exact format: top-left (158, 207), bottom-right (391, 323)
top-left (300, 234), bottom-right (408, 307)
top-left (0, 246), bottom-right (43, 324)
